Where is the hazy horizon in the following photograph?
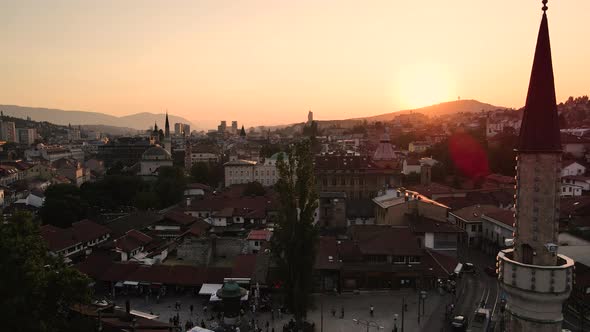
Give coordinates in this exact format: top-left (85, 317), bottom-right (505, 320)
top-left (1, 0), bottom-right (589, 129)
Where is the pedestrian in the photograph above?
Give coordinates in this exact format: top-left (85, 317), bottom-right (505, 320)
top-left (278, 307), bottom-right (282, 319)
top-left (236, 327), bottom-right (240, 332)
top-left (203, 305), bottom-right (208, 314)
top-left (271, 308), bottom-right (274, 320)
top-left (341, 306), bottom-right (344, 319)
top-left (190, 304), bottom-right (194, 315)
top-left (201, 319), bottom-right (206, 328)
top-left (370, 304), bottom-right (374, 317)
top-left (331, 307), bottom-right (336, 317)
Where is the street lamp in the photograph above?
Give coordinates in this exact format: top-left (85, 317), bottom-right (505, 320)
top-left (352, 318), bottom-right (384, 332)
top-left (393, 314), bottom-right (399, 332)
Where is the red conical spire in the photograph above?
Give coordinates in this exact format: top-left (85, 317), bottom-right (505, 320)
top-left (517, 1), bottom-right (561, 152)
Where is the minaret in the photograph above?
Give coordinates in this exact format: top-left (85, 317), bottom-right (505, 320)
top-left (497, 1), bottom-right (574, 331)
top-left (164, 110), bottom-right (170, 138)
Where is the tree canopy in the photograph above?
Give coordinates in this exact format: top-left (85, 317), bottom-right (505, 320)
top-left (271, 140), bottom-right (319, 327)
top-left (0, 213), bottom-right (92, 332)
top-left (41, 184), bottom-right (88, 228)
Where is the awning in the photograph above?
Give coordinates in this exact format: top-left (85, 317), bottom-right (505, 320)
top-left (198, 283), bottom-right (223, 296)
top-left (123, 281), bottom-right (139, 286)
top-left (139, 282), bottom-right (151, 286)
top-left (115, 281), bottom-right (124, 287)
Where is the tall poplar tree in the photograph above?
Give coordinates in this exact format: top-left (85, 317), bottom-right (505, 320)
top-left (271, 140), bottom-right (318, 328)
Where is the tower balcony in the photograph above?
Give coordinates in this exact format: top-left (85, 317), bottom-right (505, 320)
top-left (497, 248), bottom-right (573, 294)
top-left (497, 248), bottom-right (574, 329)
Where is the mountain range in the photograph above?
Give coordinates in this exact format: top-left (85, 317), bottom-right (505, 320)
top-left (0, 105), bottom-right (195, 131)
top-left (0, 99), bottom-right (502, 133)
top-left (352, 99), bottom-right (504, 122)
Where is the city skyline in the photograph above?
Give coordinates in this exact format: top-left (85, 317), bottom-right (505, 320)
top-left (1, 1), bottom-right (589, 129)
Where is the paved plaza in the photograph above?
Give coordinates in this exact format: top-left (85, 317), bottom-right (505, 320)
top-left (120, 289), bottom-right (448, 332)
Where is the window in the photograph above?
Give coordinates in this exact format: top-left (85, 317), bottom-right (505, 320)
top-left (471, 225), bottom-right (476, 232)
top-left (254, 241), bottom-right (259, 246)
top-left (393, 256), bottom-right (406, 264)
top-left (408, 256), bottom-right (421, 264)
top-left (331, 178), bottom-right (337, 185)
top-left (322, 178), bottom-right (327, 186)
top-left (478, 225), bottom-right (482, 232)
top-left (341, 178), bottom-right (346, 185)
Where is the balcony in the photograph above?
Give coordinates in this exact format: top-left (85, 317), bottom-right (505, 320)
top-left (497, 248), bottom-right (574, 294)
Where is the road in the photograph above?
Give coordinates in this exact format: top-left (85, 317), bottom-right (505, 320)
top-left (425, 246), bottom-right (501, 332)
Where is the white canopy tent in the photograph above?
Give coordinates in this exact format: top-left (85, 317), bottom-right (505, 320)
top-left (198, 283), bottom-right (223, 296)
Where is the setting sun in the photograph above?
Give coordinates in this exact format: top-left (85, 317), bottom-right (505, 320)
top-left (395, 62), bottom-right (457, 110)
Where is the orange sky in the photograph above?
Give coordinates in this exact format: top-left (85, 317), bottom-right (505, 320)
top-left (1, 0), bottom-right (589, 129)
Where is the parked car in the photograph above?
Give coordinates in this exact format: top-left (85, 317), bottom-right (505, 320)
top-left (451, 315), bottom-right (468, 331)
top-left (463, 263), bottom-right (477, 274)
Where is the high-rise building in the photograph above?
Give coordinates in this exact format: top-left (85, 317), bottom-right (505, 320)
top-left (231, 121), bottom-right (238, 134)
top-left (182, 124), bottom-right (190, 136)
top-left (17, 128), bottom-right (37, 145)
top-left (0, 121), bottom-right (17, 142)
top-left (218, 121), bottom-right (227, 133)
top-left (497, 2), bottom-right (574, 331)
top-left (308, 110), bottom-right (313, 124)
top-left (174, 123), bottom-right (182, 135)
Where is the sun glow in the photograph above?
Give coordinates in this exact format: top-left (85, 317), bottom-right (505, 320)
top-left (395, 63), bottom-right (456, 110)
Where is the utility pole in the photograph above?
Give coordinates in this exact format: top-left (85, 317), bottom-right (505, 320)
top-left (320, 296), bottom-right (323, 332)
top-left (401, 296), bottom-right (405, 332)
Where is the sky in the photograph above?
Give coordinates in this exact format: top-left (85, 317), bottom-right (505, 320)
top-left (1, 0), bottom-right (589, 130)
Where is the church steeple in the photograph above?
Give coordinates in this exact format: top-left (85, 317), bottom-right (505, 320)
top-left (164, 110), bottom-right (170, 138)
top-left (517, 1), bottom-right (561, 152)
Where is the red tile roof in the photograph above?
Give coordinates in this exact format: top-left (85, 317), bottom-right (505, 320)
top-left (41, 219), bottom-right (111, 252)
top-left (349, 225), bottom-right (422, 256)
top-left (247, 229), bottom-right (272, 241)
top-left (114, 230), bottom-right (152, 253)
top-left (409, 216), bottom-right (464, 234)
top-left (232, 254), bottom-right (258, 278)
top-left (162, 210), bottom-right (197, 226)
top-left (484, 210), bottom-right (515, 227)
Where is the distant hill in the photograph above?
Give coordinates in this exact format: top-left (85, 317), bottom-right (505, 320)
top-left (0, 105), bottom-right (195, 131)
top-left (355, 99), bottom-right (504, 122)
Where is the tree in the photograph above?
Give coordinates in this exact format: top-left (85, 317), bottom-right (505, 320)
top-left (154, 166), bottom-right (186, 208)
top-left (133, 191), bottom-right (160, 210)
top-left (271, 140), bottom-right (319, 328)
top-left (243, 181), bottom-right (266, 196)
top-left (190, 162), bottom-right (210, 184)
top-left (240, 125), bottom-right (246, 137)
top-left (41, 184), bottom-right (88, 228)
top-left (0, 212), bottom-right (92, 332)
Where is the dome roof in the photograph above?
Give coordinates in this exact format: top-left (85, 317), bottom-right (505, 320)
top-left (142, 146), bottom-right (171, 159)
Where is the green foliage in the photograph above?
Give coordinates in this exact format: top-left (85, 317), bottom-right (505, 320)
top-left (0, 213), bottom-right (92, 332)
top-left (190, 162), bottom-right (223, 187)
top-left (260, 144), bottom-right (282, 158)
top-left (133, 191), bottom-right (160, 210)
top-left (81, 175), bottom-right (146, 209)
top-left (271, 140), bottom-right (319, 327)
top-left (243, 181), bottom-right (266, 196)
top-left (154, 166), bottom-right (186, 207)
top-left (41, 184), bottom-right (88, 228)
top-left (190, 162), bottom-right (210, 184)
